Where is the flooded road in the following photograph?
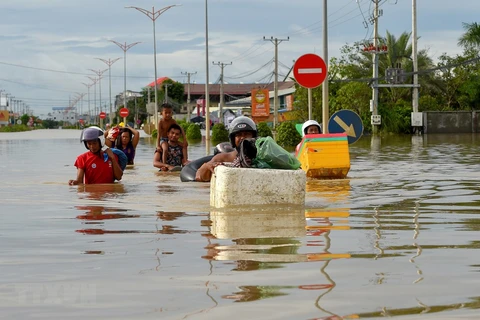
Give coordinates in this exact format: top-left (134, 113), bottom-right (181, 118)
top-left (0, 129), bottom-right (479, 320)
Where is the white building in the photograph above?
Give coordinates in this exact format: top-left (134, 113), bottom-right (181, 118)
top-left (45, 107), bottom-right (77, 124)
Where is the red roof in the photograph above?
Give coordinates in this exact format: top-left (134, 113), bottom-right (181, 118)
top-left (146, 77), bottom-right (171, 87)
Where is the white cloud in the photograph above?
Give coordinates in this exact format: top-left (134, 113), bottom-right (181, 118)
top-left (0, 0), bottom-right (477, 114)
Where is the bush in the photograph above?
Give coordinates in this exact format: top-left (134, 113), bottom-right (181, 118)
top-left (186, 123), bottom-right (202, 141)
top-left (211, 123), bottom-right (229, 143)
top-left (178, 121), bottom-right (190, 134)
top-left (0, 124), bottom-right (31, 132)
top-left (257, 122), bottom-right (273, 137)
top-left (276, 121), bottom-right (302, 148)
top-left (151, 129), bottom-right (157, 139)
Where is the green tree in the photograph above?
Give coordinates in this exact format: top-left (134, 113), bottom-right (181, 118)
top-left (458, 22), bottom-right (480, 50)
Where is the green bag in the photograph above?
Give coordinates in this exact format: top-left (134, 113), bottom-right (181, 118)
top-left (253, 137), bottom-right (301, 170)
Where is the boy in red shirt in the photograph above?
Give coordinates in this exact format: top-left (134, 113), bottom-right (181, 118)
top-left (69, 127), bottom-right (123, 185)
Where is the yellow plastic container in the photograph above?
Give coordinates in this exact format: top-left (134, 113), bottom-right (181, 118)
top-left (295, 133), bottom-right (350, 179)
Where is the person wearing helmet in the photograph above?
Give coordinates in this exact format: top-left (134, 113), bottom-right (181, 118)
top-left (195, 116), bottom-right (258, 182)
top-left (301, 120), bottom-right (322, 137)
top-left (68, 126), bottom-right (124, 185)
top-left (295, 120), bottom-right (323, 156)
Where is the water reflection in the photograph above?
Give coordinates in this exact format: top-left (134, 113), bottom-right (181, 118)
top-left (306, 179), bottom-right (351, 203)
top-left (410, 201), bottom-right (424, 284)
top-left (204, 207), bottom-right (353, 314)
top-left (355, 296), bottom-right (480, 318)
top-left (75, 205), bottom-right (140, 220)
top-left (204, 208), bottom-right (306, 268)
top-left (306, 210), bottom-right (352, 319)
top-left (75, 183), bottom-right (126, 200)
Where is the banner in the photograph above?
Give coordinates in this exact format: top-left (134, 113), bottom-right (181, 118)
top-left (251, 89), bottom-right (270, 117)
top-left (0, 110), bottom-right (9, 124)
top-left (196, 99), bottom-right (205, 116)
top-left (286, 94), bottom-right (294, 111)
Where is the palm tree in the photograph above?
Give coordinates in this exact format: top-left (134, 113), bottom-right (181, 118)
top-left (458, 22), bottom-right (480, 50)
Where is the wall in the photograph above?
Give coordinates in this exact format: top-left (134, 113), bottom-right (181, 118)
top-left (423, 111), bottom-right (480, 133)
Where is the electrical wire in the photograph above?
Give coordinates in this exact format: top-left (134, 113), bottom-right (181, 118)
top-left (225, 58), bottom-right (274, 80)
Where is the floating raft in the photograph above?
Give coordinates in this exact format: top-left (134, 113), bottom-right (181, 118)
top-left (295, 133), bottom-right (350, 179)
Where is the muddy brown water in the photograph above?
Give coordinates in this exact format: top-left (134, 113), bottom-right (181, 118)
top-left (0, 130), bottom-right (478, 319)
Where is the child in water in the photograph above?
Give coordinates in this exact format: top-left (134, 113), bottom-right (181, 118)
top-left (156, 103), bottom-right (188, 166)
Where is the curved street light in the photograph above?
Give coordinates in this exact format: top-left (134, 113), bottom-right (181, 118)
top-left (87, 76), bottom-right (99, 125)
top-left (125, 4), bottom-right (181, 131)
top-left (88, 68), bottom-right (108, 116)
top-left (82, 82), bottom-right (95, 123)
top-left (109, 40), bottom-right (141, 122)
top-left (96, 57), bottom-right (121, 125)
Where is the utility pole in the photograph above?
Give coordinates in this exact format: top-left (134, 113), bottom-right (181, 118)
top-left (264, 36), bottom-right (289, 138)
top-left (412, 0), bottom-right (419, 114)
top-left (372, 0), bottom-right (380, 135)
top-left (181, 71), bottom-right (197, 122)
top-left (164, 83), bottom-right (172, 104)
top-left (322, 0), bottom-right (329, 133)
top-left (212, 61), bottom-right (232, 124)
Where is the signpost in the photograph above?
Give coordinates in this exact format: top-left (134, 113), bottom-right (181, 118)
top-left (293, 53), bottom-right (327, 121)
top-left (120, 107), bottom-right (129, 126)
top-left (328, 110), bottom-right (364, 144)
top-left (99, 111), bottom-right (106, 128)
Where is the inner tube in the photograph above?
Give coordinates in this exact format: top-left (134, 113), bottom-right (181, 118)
top-left (180, 155), bottom-right (214, 182)
top-left (180, 142), bottom-right (234, 182)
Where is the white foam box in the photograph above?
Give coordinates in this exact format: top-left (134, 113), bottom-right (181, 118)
top-left (210, 166), bottom-right (307, 208)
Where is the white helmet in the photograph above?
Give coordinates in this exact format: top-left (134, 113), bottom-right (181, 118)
top-left (81, 126), bottom-right (105, 149)
top-left (301, 120), bottom-right (322, 137)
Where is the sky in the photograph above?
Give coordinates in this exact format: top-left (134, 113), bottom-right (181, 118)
top-left (0, 0), bottom-right (478, 116)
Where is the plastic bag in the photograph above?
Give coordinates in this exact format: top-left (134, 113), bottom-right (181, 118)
top-left (253, 136), bottom-right (301, 170)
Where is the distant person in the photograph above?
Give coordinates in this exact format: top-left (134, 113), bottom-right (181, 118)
top-left (195, 116), bottom-right (257, 182)
top-left (153, 124), bottom-right (189, 171)
top-left (69, 127), bottom-right (123, 185)
top-left (296, 120), bottom-right (323, 156)
top-left (156, 103), bottom-right (188, 165)
top-left (105, 125), bottom-right (140, 165)
top-left (302, 120), bottom-right (322, 136)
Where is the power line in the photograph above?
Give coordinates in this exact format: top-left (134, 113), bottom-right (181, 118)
top-left (225, 58), bottom-right (274, 80)
top-left (0, 60), bottom-right (184, 80)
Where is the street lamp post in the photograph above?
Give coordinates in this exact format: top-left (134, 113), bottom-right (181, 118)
top-left (87, 76), bottom-right (98, 125)
top-left (205, 0), bottom-right (211, 154)
top-left (125, 4), bottom-right (180, 131)
top-left (109, 40), bottom-right (141, 124)
top-left (82, 82), bottom-right (94, 124)
top-left (89, 69), bottom-right (108, 127)
top-left (96, 57), bottom-right (121, 125)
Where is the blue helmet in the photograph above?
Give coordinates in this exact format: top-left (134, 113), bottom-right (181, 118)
top-left (81, 126), bottom-right (105, 149)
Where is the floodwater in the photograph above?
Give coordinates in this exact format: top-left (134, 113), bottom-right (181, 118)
top-left (0, 129), bottom-right (479, 320)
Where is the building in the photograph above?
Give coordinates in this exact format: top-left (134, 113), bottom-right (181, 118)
top-left (45, 107), bottom-right (77, 124)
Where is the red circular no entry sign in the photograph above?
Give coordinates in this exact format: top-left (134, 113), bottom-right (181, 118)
top-left (119, 108), bottom-right (129, 118)
top-left (99, 112), bottom-right (107, 119)
top-left (293, 53), bottom-right (327, 89)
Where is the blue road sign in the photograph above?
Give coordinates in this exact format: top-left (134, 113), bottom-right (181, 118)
top-left (328, 110), bottom-right (364, 144)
